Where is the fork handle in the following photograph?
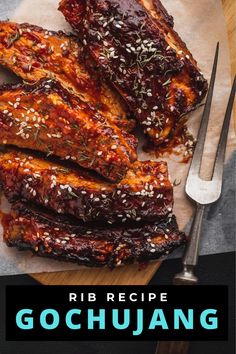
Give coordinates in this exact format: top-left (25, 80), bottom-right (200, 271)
top-left (183, 203), bottom-right (205, 267)
top-left (156, 341), bottom-right (190, 354)
top-left (155, 204), bottom-right (205, 354)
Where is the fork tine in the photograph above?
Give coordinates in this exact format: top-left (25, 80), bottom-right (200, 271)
top-left (212, 76), bottom-right (236, 184)
top-left (188, 42), bottom-right (219, 176)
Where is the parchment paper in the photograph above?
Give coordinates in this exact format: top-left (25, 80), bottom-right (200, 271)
top-left (0, 0), bottom-right (235, 275)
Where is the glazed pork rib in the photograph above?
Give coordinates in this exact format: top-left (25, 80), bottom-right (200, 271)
top-left (59, 0), bottom-right (208, 145)
top-left (0, 149), bottom-right (173, 223)
top-left (0, 21), bottom-right (135, 132)
top-left (0, 79), bottom-right (137, 182)
top-left (3, 203), bottom-right (186, 268)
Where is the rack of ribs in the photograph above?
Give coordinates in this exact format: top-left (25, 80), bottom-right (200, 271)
top-left (0, 79), bottom-right (137, 182)
top-left (0, 148), bottom-right (173, 224)
top-left (2, 202), bottom-right (186, 268)
top-left (0, 21), bottom-right (135, 132)
top-left (59, 0), bottom-right (208, 145)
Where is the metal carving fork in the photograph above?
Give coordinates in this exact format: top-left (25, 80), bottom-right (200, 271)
top-left (156, 43), bottom-right (236, 354)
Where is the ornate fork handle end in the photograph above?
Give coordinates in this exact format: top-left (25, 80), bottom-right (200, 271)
top-left (173, 203), bottom-right (205, 286)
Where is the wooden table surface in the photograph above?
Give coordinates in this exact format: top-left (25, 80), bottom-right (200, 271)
top-left (33, 0), bottom-right (236, 286)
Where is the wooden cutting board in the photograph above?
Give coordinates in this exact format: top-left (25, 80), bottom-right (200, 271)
top-left (32, 0), bottom-right (235, 285)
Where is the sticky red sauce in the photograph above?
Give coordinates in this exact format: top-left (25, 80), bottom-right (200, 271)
top-left (0, 210), bottom-right (5, 221)
top-left (0, 211), bottom-right (11, 236)
top-left (138, 261), bottom-right (149, 270)
top-left (143, 121), bottom-right (195, 163)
